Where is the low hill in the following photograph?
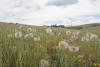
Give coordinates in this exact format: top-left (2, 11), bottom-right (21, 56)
top-left (67, 23), bottom-right (100, 30)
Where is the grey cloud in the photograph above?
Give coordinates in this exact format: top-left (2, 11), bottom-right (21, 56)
top-left (47, 0), bottom-right (78, 6)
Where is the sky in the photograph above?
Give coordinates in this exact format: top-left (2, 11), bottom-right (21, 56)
top-left (0, 0), bottom-right (100, 26)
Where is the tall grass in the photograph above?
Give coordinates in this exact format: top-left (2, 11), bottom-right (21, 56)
top-left (0, 23), bottom-right (100, 67)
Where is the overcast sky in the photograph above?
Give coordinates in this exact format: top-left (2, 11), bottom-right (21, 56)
top-left (0, 0), bottom-right (100, 26)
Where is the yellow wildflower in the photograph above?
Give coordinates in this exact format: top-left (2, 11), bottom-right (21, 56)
top-left (93, 63), bottom-right (96, 66)
top-left (55, 46), bottom-right (59, 49)
top-left (98, 64), bottom-right (100, 66)
top-left (78, 59), bottom-right (81, 63)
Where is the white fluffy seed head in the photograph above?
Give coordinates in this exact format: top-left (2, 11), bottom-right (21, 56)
top-left (81, 37), bottom-right (89, 42)
top-left (27, 28), bottom-right (33, 32)
top-left (46, 28), bottom-right (52, 34)
top-left (24, 33), bottom-right (33, 39)
top-left (40, 59), bottom-right (49, 67)
top-left (82, 33), bottom-right (98, 41)
top-left (73, 31), bottom-right (80, 36)
top-left (66, 30), bottom-right (71, 35)
top-left (69, 46), bottom-right (79, 52)
top-left (28, 33), bottom-right (33, 37)
top-left (15, 32), bottom-right (22, 38)
top-left (90, 34), bottom-right (98, 41)
top-left (59, 41), bottom-right (69, 50)
top-left (34, 37), bottom-right (40, 41)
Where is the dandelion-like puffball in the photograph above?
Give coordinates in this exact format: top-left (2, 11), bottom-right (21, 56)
top-left (71, 31), bottom-right (80, 39)
top-left (66, 30), bottom-right (71, 35)
top-left (34, 37), bottom-right (40, 41)
top-left (59, 41), bottom-right (69, 50)
top-left (83, 33), bottom-right (98, 41)
top-left (86, 33), bottom-right (91, 38)
top-left (69, 46), bottom-right (79, 52)
top-left (90, 34), bottom-right (98, 41)
top-left (40, 59), bottom-right (49, 67)
top-left (78, 55), bottom-right (84, 58)
top-left (15, 32), bottom-right (22, 38)
top-left (24, 33), bottom-right (33, 39)
top-left (46, 28), bottom-right (52, 34)
top-left (27, 28), bottom-right (33, 32)
top-left (73, 31), bottom-right (80, 36)
top-left (28, 33), bottom-right (33, 37)
top-left (81, 37), bottom-right (89, 42)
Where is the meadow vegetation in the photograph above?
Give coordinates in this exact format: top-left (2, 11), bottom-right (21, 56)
top-left (0, 22), bottom-right (100, 67)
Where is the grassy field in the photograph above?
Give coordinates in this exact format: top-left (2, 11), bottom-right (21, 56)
top-left (0, 22), bottom-right (100, 67)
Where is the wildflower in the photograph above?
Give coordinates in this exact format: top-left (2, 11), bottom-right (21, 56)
top-left (8, 34), bottom-right (12, 38)
top-left (86, 33), bottom-right (91, 38)
top-left (24, 34), bottom-right (29, 39)
top-left (78, 59), bottom-right (81, 63)
top-left (24, 33), bottom-right (33, 39)
top-left (98, 64), bottom-right (100, 66)
top-left (90, 34), bottom-right (98, 41)
top-left (81, 36), bottom-right (89, 42)
top-left (46, 28), bottom-right (52, 34)
top-left (78, 55), bottom-right (84, 58)
top-left (71, 31), bottom-right (80, 39)
top-left (28, 33), bottom-right (33, 37)
top-left (15, 32), bottom-right (22, 38)
top-left (34, 37), bottom-right (40, 41)
top-left (66, 30), bottom-right (71, 35)
top-left (40, 59), bottom-right (49, 67)
top-left (82, 33), bottom-right (98, 41)
top-left (73, 31), bottom-right (80, 36)
top-left (55, 46), bottom-right (59, 49)
top-left (69, 46), bottom-right (79, 52)
top-left (93, 63), bottom-right (96, 66)
top-left (59, 41), bottom-right (69, 50)
top-left (27, 28), bottom-right (33, 32)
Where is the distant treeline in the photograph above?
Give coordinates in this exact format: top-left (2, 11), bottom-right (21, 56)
top-left (44, 23), bottom-right (100, 30)
top-left (44, 24), bottom-right (83, 30)
top-left (43, 24), bottom-right (66, 28)
top-left (51, 25), bottom-right (65, 28)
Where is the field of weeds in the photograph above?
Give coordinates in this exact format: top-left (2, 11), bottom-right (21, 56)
top-left (0, 23), bottom-right (100, 67)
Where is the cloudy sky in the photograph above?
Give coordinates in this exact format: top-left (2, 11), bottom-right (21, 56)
top-left (0, 0), bottom-right (100, 26)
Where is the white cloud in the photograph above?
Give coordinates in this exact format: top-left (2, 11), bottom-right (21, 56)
top-left (0, 0), bottom-right (100, 26)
